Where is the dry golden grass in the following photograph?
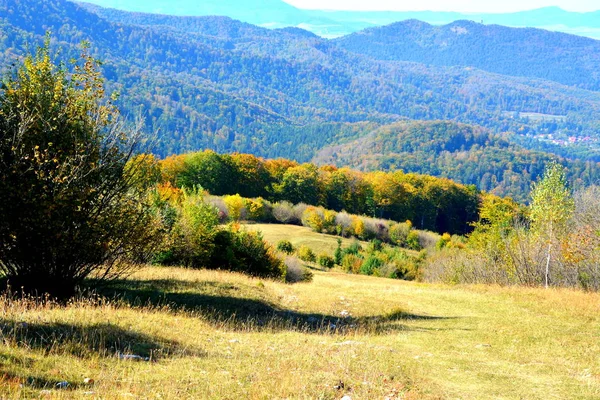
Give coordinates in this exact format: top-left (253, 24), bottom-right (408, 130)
top-left (0, 266), bottom-right (599, 399)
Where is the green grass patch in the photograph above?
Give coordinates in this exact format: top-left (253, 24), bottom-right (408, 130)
top-left (244, 223), bottom-right (370, 256)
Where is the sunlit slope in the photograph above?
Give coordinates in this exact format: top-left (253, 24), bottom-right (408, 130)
top-left (1, 266), bottom-right (598, 399)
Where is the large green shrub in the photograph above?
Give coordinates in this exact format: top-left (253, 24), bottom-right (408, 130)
top-left (162, 189), bottom-right (220, 268)
top-left (276, 240), bottom-right (294, 254)
top-left (0, 43), bottom-right (160, 297)
top-left (211, 228), bottom-right (286, 280)
top-left (318, 254), bottom-right (335, 269)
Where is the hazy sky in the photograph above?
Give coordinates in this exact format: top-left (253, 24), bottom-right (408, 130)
top-left (285, 0), bottom-right (599, 12)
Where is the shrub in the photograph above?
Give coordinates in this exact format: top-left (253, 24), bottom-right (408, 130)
top-left (293, 203), bottom-right (309, 224)
top-left (389, 222), bottom-right (411, 246)
top-left (360, 255), bottom-right (384, 275)
top-left (341, 254), bottom-right (363, 274)
top-left (0, 43), bottom-right (160, 297)
top-left (165, 190), bottom-right (221, 268)
top-left (406, 231), bottom-right (422, 251)
top-left (323, 210), bottom-right (338, 234)
top-left (297, 245), bottom-right (316, 263)
top-left (211, 227), bottom-right (286, 280)
top-left (367, 239), bottom-right (383, 253)
top-left (418, 231), bottom-right (441, 250)
top-left (302, 206), bottom-right (325, 232)
top-left (351, 216), bottom-right (366, 239)
top-left (363, 218), bottom-right (388, 241)
top-left (276, 240), bottom-right (294, 254)
top-left (205, 195), bottom-right (229, 223)
top-left (344, 241), bottom-right (363, 256)
top-left (334, 239), bottom-right (343, 265)
top-left (284, 256), bottom-right (313, 283)
top-left (272, 201), bottom-right (295, 224)
top-left (245, 197), bottom-right (271, 222)
top-left (436, 233), bottom-right (452, 250)
top-left (224, 194), bottom-right (246, 221)
top-left (318, 254), bottom-right (335, 269)
top-left (335, 212), bottom-right (353, 237)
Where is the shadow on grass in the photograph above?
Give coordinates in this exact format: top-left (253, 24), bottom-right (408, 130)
top-left (91, 278), bottom-right (458, 335)
top-left (0, 319), bottom-right (204, 360)
top-left (0, 370), bottom-right (82, 391)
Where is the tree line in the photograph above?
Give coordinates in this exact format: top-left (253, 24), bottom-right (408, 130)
top-left (156, 150), bottom-right (481, 235)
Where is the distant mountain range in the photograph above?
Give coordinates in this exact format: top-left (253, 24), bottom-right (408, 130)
top-left (335, 20), bottom-right (600, 91)
top-left (79, 0), bottom-right (600, 39)
top-left (2, 0), bottom-right (600, 201)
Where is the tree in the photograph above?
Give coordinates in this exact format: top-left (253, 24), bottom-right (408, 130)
top-left (530, 162), bottom-right (574, 288)
top-left (0, 42), bottom-right (160, 297)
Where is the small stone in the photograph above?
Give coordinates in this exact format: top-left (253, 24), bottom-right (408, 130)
top-left (83, 377), bottom-right (94, 384)
top-left (340, 310), bottom-right (350, 317)
top-left (229, 339), bottom-right (240, 343)
top-left (341, 396), bottom-right (352, 400)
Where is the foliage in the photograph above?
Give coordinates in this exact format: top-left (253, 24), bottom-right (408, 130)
top-left (334, 239), bottom-right (343, 265)
top-left (5, 0), bottom-right (600, 205)
top-left (276, 240), bottom-right (294, 255)
top-left (210, 227), bottom-right (286, 280)
top-left (0, 42), bottom-right (160, 297)
top-left (162, 189), bottom-right (220, 268)
top-left (283, 255), bottom-right (313, 283)
top-left (406, 231), bottom-right (422, 251)
top-left (297, 246), bottom-right (316, 263)
top-left (317, 254), bottom-right (335, 269)
top-left (223, 194), bottom-right (246, 222)
top-left (530, 162), bottom-right (575, 287)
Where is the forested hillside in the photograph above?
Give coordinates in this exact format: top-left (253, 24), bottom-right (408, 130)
top-left (313, 121), bottom-right (600, 202)
top-left (335, 20), bottom-right (600, 91)
top-left (158, 150), bottom-right (481, 234)
top-left (2, 0), bottom-right (600, 200)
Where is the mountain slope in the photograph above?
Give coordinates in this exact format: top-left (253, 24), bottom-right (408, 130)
top-left (335, 20), bottom-right (600, 91)
top-left (2, 0), bottom-right (600, 199)
top-left (313, 120), bottom-right (600, 202)
top-left (5, 0), bottom-right (600, 156)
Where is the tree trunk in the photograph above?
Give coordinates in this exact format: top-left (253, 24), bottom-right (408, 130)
top-left (545, 242), bottom-right (552, 289)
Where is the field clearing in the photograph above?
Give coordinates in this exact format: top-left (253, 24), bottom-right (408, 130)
top-left (0, 266), bottom-right (599, 399)
top-left (244, 223), bottom-right (380, 256)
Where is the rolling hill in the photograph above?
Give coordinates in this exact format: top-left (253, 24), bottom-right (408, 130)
top-left (312, 120), bottom-right (600, 202)
top-left (2, 0), bottom-right (600, 200)
top-left (335, 19), bottom-right (600, 91)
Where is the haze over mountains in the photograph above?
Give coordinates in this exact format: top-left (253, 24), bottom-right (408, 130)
top-left (1, 0), bottom-right (600, 200)
top-left (80, 0), bottom-right (600, 39)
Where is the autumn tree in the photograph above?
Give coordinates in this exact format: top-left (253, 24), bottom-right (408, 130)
top-left (0, 42), bottom-right (160, 297)
top-left (530, 162), bottom-right (574, 288)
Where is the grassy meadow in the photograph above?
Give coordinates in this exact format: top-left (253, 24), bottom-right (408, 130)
top-left (1, 264), bottom-right (599, 399)
top-left (243, 223), bottom-right (371, 255)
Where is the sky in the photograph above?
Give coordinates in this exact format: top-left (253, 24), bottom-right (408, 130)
top-left (285, 0), bottom-right (600, 13)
